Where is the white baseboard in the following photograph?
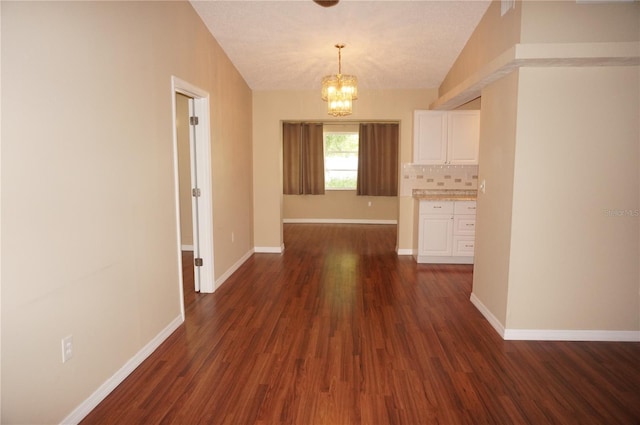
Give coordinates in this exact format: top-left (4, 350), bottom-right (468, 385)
top-left (254, 245), bottom-right (284, 254)
top-left (60, 315), bottom-right (184, 425)
top-left (396, 248), bottom-right (413, 256)
top-left (503, 329), bottom-right (640, 342)
top-left (417, 255), bottom-right (474, 264)
top-left (181, 244), bottom-right (194, 251)
top-left (214, 248), bottom-right (254, 290)
top-left (283, 218), bottom-right (397, 225)
top-left (470, 292), bottom-right (640, 342)
top-left (470, 292), bottom-right (506, 338)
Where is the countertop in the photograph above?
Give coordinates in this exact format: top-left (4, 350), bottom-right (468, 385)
top-left (413, 189), bottom-right (477, 201)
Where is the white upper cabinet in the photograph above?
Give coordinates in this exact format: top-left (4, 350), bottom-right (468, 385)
top-left (413, 111), bottom-right (448, 164)
top-left (413, 110), bottom-right (480, 164)
top-left (447, 111), bottom-right (480, 164)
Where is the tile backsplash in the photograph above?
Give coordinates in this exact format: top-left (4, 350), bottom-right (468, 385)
top-left (401, 163), bottom-right (478, 196)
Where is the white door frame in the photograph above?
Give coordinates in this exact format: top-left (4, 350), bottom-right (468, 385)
top-left (171, 77), bottom-right (215, 314)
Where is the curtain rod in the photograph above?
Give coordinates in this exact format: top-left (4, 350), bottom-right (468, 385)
top-left (282, 120), bottom-right (400, 125)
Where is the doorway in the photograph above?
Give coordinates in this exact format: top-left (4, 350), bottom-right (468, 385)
top-left (171, 77), bottom-right (215, 319)
top-left (281, 121), bottom-right (400, 250)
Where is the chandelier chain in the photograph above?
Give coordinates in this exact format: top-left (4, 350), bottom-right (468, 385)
top-left (336, 43), bottom-right (344, 75)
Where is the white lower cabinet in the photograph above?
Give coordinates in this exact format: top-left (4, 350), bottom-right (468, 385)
top-left (417, 200), bottom-right (476, 264)
top-left (419, 214), bottom-right (453, 256)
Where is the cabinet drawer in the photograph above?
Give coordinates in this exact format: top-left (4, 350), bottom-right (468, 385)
top-left (420, 201), bottom-right (454, 215)
top-left (453, 215), bottom-right (476, 235)
top-left (453, 236), bottom-right (475, 256)
top-left (454, 201), bottom-right (477, 214)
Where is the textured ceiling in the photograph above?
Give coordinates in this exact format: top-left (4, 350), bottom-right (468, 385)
top-left (190, 0), bottom-right (491, 91)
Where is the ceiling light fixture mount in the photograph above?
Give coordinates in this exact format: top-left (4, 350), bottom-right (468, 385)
top-left (312, 0), bottom-right (340, 7)
top-left (321, 44), bottom-right (358, 117)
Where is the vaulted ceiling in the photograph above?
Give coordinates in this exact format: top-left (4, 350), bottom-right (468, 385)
top-left (190, 1), bottom-right (491, 92)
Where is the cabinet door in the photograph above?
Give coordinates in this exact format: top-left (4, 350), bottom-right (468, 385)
top-left (447, 111), bottom-right (479, 164)
top-left (413, 110), bottom-right (447, 164)
top-left (419, 215), bottom-right (453, 256)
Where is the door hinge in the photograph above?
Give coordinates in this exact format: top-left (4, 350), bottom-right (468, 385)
top-left (194, 258), bottom-right (203, 267)
top-left (192, 188), bottom-right (201, 197)
top-left (190, 116), bottom-right (199, 126)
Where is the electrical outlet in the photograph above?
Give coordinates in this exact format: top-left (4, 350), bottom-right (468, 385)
top-left (62, 335), bottom-right (73, 363)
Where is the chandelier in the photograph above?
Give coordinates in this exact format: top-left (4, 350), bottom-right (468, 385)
top-left (321, 44), bottom-right (358, 117)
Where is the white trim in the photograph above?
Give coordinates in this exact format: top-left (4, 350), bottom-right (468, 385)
top-left (500, 0), bottom-right (515, 16)
top-left (576, 0), bottom-right (635, 3)
top-left (254, 245), bottom-right (285, 254)
top-left (470, 293), bottom-right (640, 342)
top-left (187, 97), bottom-right (201, 293)
top-left (214, 249), bottom-right (254, 290)
top-left (470, 292), bottom-right (506, 338)
top-left (431, 41), bottom-right (640, 110)
top-left (192, 92), bottom-right (215, 293)
top-left (60, 316), bottom-right (183, 425)
top-left (170, 84), bottom-right (187, 319)
top-left (417, 255), bottom-right (474, 264)
top-left (171, 76), bottom-right (215, 295)
top-left (396, 248), bottom-right (413, 256)
top-left (283, 218), bottom-right (397, 225)
top-left (504, 329), bottom-right (640, 342)
top-left (181, 244), bottom-right (194, 251)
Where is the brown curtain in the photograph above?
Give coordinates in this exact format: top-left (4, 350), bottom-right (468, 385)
top-left (282, 122), bottom-right (325, 195)
top-left (357, 123), bottom-right (399, 196)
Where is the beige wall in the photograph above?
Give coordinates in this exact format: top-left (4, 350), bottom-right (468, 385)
top-left (284, 192), bottom-right (398, 223)
top-left (440, 0), bottom-right (522, 97)
top-left (507, 66), bottom-right (639, 330)
top-left (1, 2), bottom-right (252, 423)
top-left (520, 1), bottom-right (640, 44)
top-left (447, 0), bottom-right (640, 334)
top-left (253, 89), bottom-right (436, 252)
top-left (273, 95), bottom-right (479, 248)
top-left (176, 93), bottom-right (193, 246)
top-left (1, 3), bottom-right (3, 419)
top-left (455, 97), bottom-right (481, 110)
top-left (283, 121), bottom-right (398, 223)
top-left (473, 70), bottom-right (520, 326)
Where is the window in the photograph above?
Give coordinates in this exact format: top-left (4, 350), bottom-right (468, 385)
top-left (324, 131), bottom-right (359, 190)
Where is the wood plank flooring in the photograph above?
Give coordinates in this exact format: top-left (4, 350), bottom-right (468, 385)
top-left (81, 224), bottom-right (640, 424)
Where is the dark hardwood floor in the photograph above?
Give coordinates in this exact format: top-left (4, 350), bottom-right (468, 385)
top-left (81, 224), bottom-right (640, 424)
